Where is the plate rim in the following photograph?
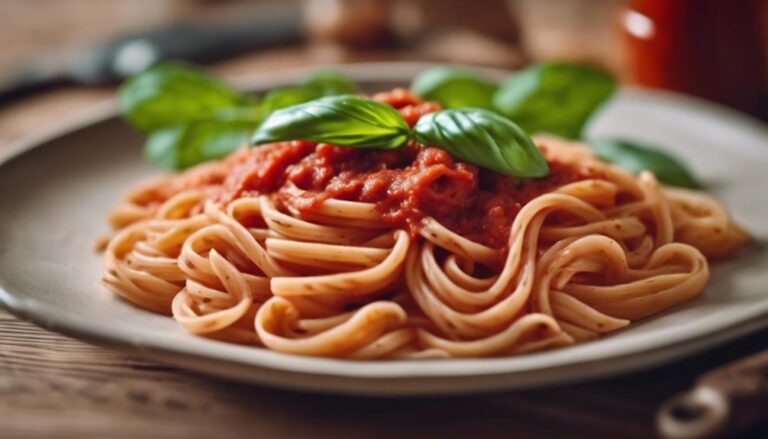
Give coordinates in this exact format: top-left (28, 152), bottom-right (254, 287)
top-left (2, 61), bottom-right (768, 394)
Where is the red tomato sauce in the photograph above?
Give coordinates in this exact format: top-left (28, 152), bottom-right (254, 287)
top-left (206, 89), bottom-right (593, 249)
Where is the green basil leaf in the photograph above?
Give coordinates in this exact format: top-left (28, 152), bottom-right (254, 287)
top-left (211, 105), bottom-right (264, 123)
top-left (301, 70), bottom-right (358, 96)
top-left (589, 138), bottom-right (702, 188)
top-left (494, 63), bottom-right (616, 139)
top-left (145, 120), bottom-right (253, 170)
top-left (413, 108), bottom-right (549, 178)
top-left (252, 95), bottom-right (411, 149)
top-left (119, 63), bottom-right (252, 133)
top-left (411, 67), bottom-right (498, 110)
top-left (260, 86), bottom-right (322, 115)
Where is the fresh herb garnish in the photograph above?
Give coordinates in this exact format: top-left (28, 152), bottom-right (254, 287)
top-left (253, 97), bottom-right (549, 179)
top-left (260, 86), bottom-right (322, 114)
top-left (414, 109), bottom-right (549, 178)
top-left (260, 71), bottom-right (358, 114)
top-left (252, 95), bottom-right (411, 149)
top-left (120, 62), bottom-right (701, 187)
top-left (301, 70), bottom-right (358, 96)
top-left (145, 121), bottom-right (252, 170)
top-left (119, 63), bottom-right (257, 133)
top-left (411, 67), bottom-right (498, 110)
top-left (589, 138), bottom-right (702, 188)
top-left (494, 63), bottom-right (616, 139)
top-left (119, 63), bottom-right (358, 169)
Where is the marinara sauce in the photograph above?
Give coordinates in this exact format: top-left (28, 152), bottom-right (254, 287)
top-left (214, 89), bottom-right (593, 249)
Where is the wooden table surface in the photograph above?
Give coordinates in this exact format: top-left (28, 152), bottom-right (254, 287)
top-left (2, 307), bottom-right (767, 439)
top-left (1, 51), bottom-right (768, 439)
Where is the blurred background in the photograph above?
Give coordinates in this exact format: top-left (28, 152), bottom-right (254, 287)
top-left (0, 0), bottom-right (766, 144)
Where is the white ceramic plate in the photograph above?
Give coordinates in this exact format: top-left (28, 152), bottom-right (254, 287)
top-left (1, 63), bottom-right (767, 396)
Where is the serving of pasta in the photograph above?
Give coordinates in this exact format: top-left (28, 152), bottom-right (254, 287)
top-left (100, 64), bottom-right (748, 359)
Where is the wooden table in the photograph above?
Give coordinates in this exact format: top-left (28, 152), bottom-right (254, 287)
top-left (2, 308), bottom-right (767, 438)
top-left (1, 51), bottom-right (768, 438)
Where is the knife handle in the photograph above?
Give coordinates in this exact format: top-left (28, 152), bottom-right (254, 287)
top-left (0, 2), bottom-right (303, 101)
top-left (78, 7), bottom-right (303, 83)
top-left (657, 350), bottom-right (768, 439)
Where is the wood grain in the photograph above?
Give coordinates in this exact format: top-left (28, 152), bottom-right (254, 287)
top-left (2, 308), bottom-right (768, 438)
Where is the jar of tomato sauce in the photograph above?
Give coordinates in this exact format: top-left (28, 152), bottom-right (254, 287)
top-left (620, 0), bottom-right (767, 117)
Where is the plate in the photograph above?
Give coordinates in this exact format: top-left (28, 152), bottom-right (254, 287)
top-left (1, 62), bottom-right (767, 395)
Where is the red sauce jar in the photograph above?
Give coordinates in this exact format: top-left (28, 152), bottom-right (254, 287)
top-left (620, 0), bottom-right (767, 117)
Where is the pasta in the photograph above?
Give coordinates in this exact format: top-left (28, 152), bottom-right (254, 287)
top-left (101, 89), bottom-right (748, 359)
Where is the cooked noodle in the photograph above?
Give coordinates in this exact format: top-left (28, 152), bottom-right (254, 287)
top-left (101, 93), bottom-right (748, 359)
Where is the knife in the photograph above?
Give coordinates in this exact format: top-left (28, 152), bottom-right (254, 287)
top-left (0, 1), bottom-right (303, 101)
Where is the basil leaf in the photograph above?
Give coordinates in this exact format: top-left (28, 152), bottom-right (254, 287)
top-left (118, 64), bottom-right (250, 133)
top-left (494, 63), bottom-right (616, 139)
top-left (301, 70), bottom-right (357, 96)
top-left (413, 108), bottom-right (549, 178)
top-left (589, 138), bottom-right (702, 188)
top-left (260, 87), bottom-right (321, 114)
top-left (119, 63), bottom-right (254, 133)
top-left (211, 105), bottom-right (264, 123)
top-left (146, 120), bottom-right (253, 170)
top-left (252, 95), bottom-right (411, 149)
top-left (411, 67), bottom-right (498, 110)
top-left (259, 72), bottom-right (356, 116)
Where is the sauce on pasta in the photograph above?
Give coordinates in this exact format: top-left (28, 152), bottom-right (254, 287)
top-left (213, 141), bottom-right (595, 249)
top-left (182, 90), bottom-right (600, 249)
